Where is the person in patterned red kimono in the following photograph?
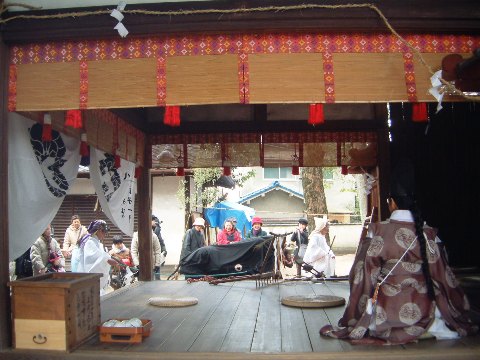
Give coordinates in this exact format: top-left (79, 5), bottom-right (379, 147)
top-left (320, 159), bottom-right (478, 345)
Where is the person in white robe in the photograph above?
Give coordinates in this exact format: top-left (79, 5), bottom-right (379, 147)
top-left (302, 217), bottom-right (335, 277)
top-left (72, 220), bottom-right (117, 295)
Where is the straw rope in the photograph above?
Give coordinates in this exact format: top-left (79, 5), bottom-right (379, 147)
top-left (0, 2), bottom-right (478, 101)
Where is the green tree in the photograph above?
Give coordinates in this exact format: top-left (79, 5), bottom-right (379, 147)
top-left (302, 167), bottom-right (328, 232)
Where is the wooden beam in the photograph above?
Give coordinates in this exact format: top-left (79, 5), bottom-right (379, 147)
top-left (147, 118), bottom-right (381, 137)
top-left (0, 34), bottom-right (12, 350)
top-left (2, 0), bottom-right (480, 44)
top-left (137, 139), bottom-right (153, 281)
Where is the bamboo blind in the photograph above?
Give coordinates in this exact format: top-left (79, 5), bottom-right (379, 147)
top-left (88, 58), bottom-right (157, 108)
top-left (16, 62), bottom-right (80, 111)
top-left (14, 52), bottom-right (467, 110)
top-left (248, 53), bottom-right (325, 103)
top-left (333, 53), bottom-right (407, 102)
top-left (166, 55), bottom-right (239, 105)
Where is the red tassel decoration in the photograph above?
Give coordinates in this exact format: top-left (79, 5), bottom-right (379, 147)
top-left (412, 103), bottom-right (428, 122)
top-left (164, 106), bottom-right (181, 127)
top-left (341, 165), bottom-right (349, 175)
top-left (65, 110), bottom-right (83, 129)
top-left (80, 133), bottom-right (89, 156)
top-left (114, 154), bottom-right (121, 168)
top-left (292, 166), bottom-right (300, 176)
top-left (134, 166), bottom-right (142, 179)
top-left (223, 166), bottom-right (231, 176)
top-left (42, 114), bottom-right (53, 142)
top-left (176, 167), bottom-right (185, 176)
top-left (308, 103), bottom-right (325, 125)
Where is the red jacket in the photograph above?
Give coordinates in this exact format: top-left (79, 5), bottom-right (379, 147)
top-left (216, 229), bottom-right (242, 245)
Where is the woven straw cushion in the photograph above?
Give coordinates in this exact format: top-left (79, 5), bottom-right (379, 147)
top-left (281, 295), bottom-right (345, 308)
top-left (148, 296), bottom-right (198, 307)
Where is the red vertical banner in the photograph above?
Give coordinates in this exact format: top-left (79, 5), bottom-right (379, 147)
top-left (157, 56), bottom-right (167, 106)
top-left (8, 64), bottom-right (17, 111)
top-left (323, 52), bottom-right (335, 103)
top-left (79, 61), bottom-right (89, 109)
top-left (238, 53), bottom-right (249, 104)
top-left (403, 52), bottom-right (417, 102)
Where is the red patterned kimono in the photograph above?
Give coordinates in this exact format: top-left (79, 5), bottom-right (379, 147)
top-left (320, 211), bottom-right (478, 345)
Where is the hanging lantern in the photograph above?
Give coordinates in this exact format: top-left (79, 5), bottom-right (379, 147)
top-left (176, 167), bottom-right (185, 176)
top-left (223, 166), bottom-right (232, 176)
top-left (412, 102), bottom-right (428, 122)
top-left (80, 133), bottom-right (89, 156)
top-left (164, 106), bottom-right (181, 127)
top-left (42, 113), bottom-right (52, 142)
top-left (292, 165), bottom-right (300, 176)
top-left (308, 103), bottom-right (325, 125)
top-left (65, 110), bottom-right (83, 129)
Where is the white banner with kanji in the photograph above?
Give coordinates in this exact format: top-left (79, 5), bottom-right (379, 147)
top-left (8, 112), bottom-right (81, 260)
top-left (90, 148), bottom-right (135, 236)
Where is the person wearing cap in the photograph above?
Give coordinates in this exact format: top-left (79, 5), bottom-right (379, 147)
top-left (290, 218), bottom-right (309, 277)
top-left (321, 159), bottom-right (478, 344)
top-left (180, 217), bottom-right (206, 261)
top-left (151, 215), bottom-right (167, 261)
top-left (30, 224), bottom-right (64, 275)
top-left (245, 216), bottom-right (268, 239)
top-left (131, 229), bottom-right (163, 279)
top-left (72, 219), bottom-right (117, 295)
top-left (303, 217), bottom-right (335, 277)
top-left (217, 219), bottom-right (242, 245)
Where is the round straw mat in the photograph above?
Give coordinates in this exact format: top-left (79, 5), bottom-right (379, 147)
top-left (148, 296), bottom-right (198, 307)
top-left (281, 294), bottom-right (345, 308)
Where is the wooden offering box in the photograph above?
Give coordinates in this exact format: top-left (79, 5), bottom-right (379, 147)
top-left (9, 272), bottom-right (102, 351)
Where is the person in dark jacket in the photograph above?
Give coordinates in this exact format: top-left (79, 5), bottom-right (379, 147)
top-left (152, 215), bottom-right (167, 263)
top-left (290, 218), bottom-right (309, 277)
top-left (245, 216), bottom-right (268, 239)
top-left (179, 217), bottom-right (206, 262)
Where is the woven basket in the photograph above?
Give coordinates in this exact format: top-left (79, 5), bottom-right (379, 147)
top-left (148, 296), bottom-right (198, 307)
top-left (281, 294), bottom-right (345, 308)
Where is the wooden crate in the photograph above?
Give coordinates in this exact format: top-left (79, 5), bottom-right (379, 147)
top-left (9, 272), bottom-right (102, 351)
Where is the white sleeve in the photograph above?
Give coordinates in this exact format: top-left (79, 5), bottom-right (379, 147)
top-left (131, 232), bottom-right (139, 266)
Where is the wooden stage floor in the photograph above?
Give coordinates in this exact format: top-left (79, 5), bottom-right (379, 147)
top-left (2, 279), bottom-right (480, 359)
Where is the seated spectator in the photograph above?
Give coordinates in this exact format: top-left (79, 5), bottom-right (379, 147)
top-left (46, 252), bottom-right (66, 273)
top-left (30, 224), bottom-right (64, 276)
top-left (246, 217), bottom-right (268, 239)
top-left (109, 235), bottom-right (132, 266)
top-left (217, 219), bottom-right (242, 245)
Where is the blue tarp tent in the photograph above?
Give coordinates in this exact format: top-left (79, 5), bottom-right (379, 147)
top-left (205, 200), bottom-right (255, 236)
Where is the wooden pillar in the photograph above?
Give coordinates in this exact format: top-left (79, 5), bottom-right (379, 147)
top-left (0, 35), bottom-right (12, 350)
top-left (137, 137), bottom-right (153, 281)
